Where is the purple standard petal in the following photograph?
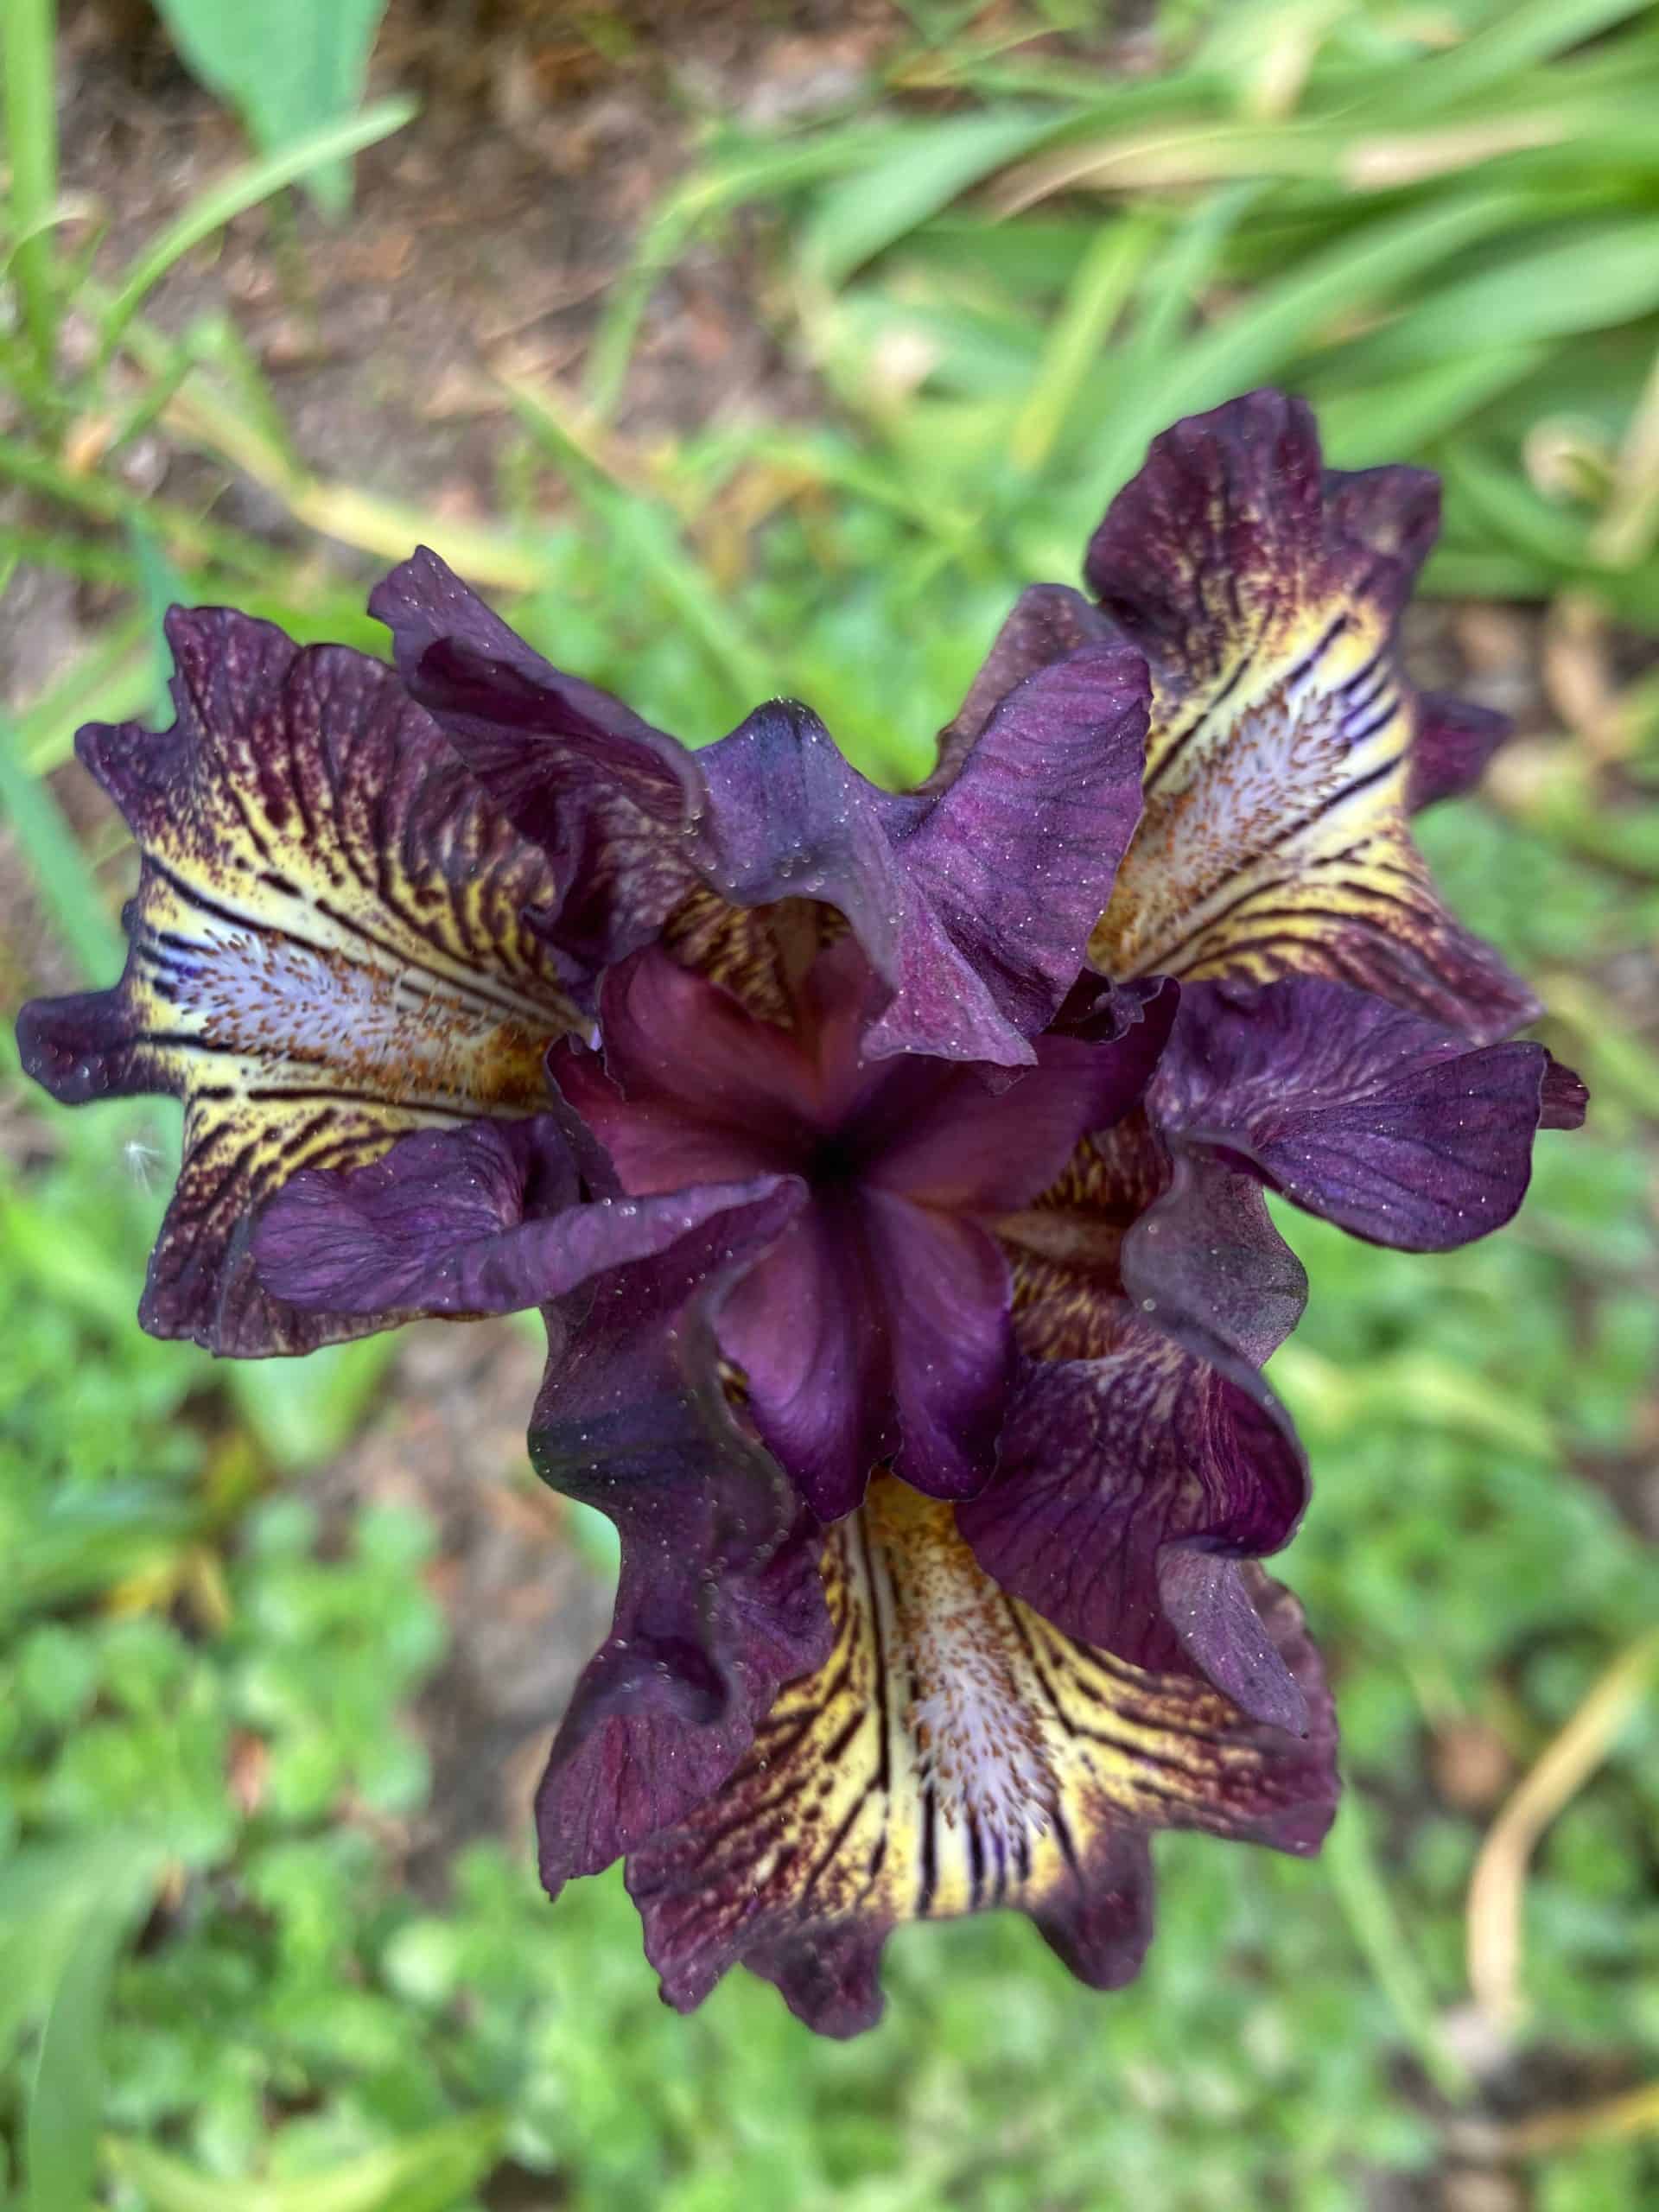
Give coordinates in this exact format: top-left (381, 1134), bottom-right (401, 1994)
top-left (1082, 390), bottom-right (1536, 1044)
top-left (861, 979), bottom-right (1178, 1212)
top-left (375, 550), bottom-right (1149, 1065)
top-left (252, 1111), bottom-right (797, 1320)
top-left (1150, 975), bottom-right (1586, 1252)
top-left (628, 1484), bottom-right (1336, 2035)
top-left (531, 1185), bottom-right (831, 1891)
top-left (925, 582), bottom-right (1121, 790)
top-left (16, 607), bottom-right (574, 1355)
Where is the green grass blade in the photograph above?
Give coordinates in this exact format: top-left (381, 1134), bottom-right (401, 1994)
top-left (0, 706), bottom-right (127, 982)
top-left (26, 1878), bottom-right (149, 2212)
top-left (2, 0), bottom-right (60, 374)
top-left (803, 108), bottom-right (1068, 285)
top-left (1010, 215), bottom-right (1156, 474)
top-left (98, 95), bottom-right (417, 366)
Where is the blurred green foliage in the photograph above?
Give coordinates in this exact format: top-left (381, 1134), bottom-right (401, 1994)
top-left (3, 0), bottom-right (1659, 2206)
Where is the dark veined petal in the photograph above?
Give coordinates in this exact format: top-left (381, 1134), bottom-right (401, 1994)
top-left (627, 1483), bottom-right (1335, 2037)
top-left (715, 1197), bottom-right (896, 1523)
top-left (375, 549), bottom-right (1149, 1065)
top-left (974, 1118), bottom-right (1310, 1727)
top-left (370, 547), bottom-right (701, 976)
top-left (16, 608), bottom-right (574, 1354)
top-left (1150, 976), bottom-right (1586, 1251)
top-left (531, 1183), bottom-right (831, 1891)
top-left (1083, 390), bottom-right (1536, 1043)
top-left (927, 582), bottom-right (1121, 791)
top-left (957, 1321), bottom-right (1309, 1732)
top-left (863, 976), bottom-right (1177, 1211)
top-left (252, 1111), bottom-right (795, 1321)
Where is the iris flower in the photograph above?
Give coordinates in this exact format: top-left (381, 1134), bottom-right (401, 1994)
top-left (18, 391), bottom-right (1581, 2034)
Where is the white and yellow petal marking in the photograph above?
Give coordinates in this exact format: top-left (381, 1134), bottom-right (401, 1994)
top-left (1084, 392), bottom-right (1536, 1041)
top-left (22, 612), bottom-right (576, 1350)
top-left (629, 1480), bottom-right (1333, 2031)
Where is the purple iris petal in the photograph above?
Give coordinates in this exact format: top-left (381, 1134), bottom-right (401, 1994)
top-left (1408, 691), bottom-right (1513, 813)
top-left (552, 935), bottom-right (1172, 1521)
top-left (1149, 976), bottom-right (1584, 1251)
top-left (373, 548), bottom-right (1149, 1066)
top-left (958, 1319), bottom-right (1309, 1732)
top-left (715, 1198), bottom-right (896, 1521)
top-left (252, 1112), bottom-right (799, 1321)
top-left (531, 1185), bottom-right (833, 1890)
top-left (16, 607), bottom-right (573, 1356)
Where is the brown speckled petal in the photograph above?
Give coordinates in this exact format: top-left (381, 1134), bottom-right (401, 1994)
top-left (16, 608), bottom-right (574, 1353)
top-left (629, 1484), bottom-right (1335, 2036)
top-left (1084, 391), bottom-right (1535, 1042)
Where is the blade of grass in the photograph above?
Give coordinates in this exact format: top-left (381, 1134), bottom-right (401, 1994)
top-left (1079, 188), bottom-right (1529, 514)
top-left (3, 0), bottom-right (60, 374)
top-left (1009, 214), bottom-right (1155, 474)
top-left (98, 95), bottom-right (417, 368)
top-left (0, 705), bottom-right (128, 982)
top-left (1466, 1626), bottom-right (1659, 2030)
top-left (506, 378), bottom-right (773, 716)
top-left (1325, 1793), bottom-right (1472, 2105)
top-left (803, 106), bottom-right (1070, 285)
top-left (1400, 0), bottom-right (1655, 116)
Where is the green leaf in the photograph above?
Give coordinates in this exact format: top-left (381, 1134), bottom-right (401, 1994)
top-left (99, 98), bottom-right (417, 366)
top-left (152, 0), bottom-right (393, 215)
top-left (802, 109), bottom-right (1069, 285)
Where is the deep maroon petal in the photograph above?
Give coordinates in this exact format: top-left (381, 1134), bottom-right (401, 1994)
top-left (715, 1200), bottom-right (893, 1522)
top-left (864, 978), bottom-right (1178, 1213)
top-left (251, 1112), bottom-right (798, 1320)
top-left (1151, 976), bottom-right (1582, 1252)
top-left (377, 550), bottom-right (1149, 1065)
top-left (1125, 1145), bottom-right (1308, 1371)
top-left (629, 1485), bottom-right (1335, 2034)
top-left (1408, 691), bottom-right (1512, 813)
top-left (864, 1194), bottom-right (1011, 1500)
top-left (531, 1186), bottom-right (832, 1891)
top-left (372, 549), bottom-right (703, 975)
top-left (552, 949), bottom-right (821, 1190)
top-left (15, 608), bottom-right (573, 1355)
top-left (957, 1322), bottom-right (1308, 1731)
top-left (1084, 389), bottom-right (1538, 1043)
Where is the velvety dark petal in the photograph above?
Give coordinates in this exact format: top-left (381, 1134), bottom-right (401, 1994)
top-left (1083, 389), bottom-right (1537, 1043)
top-left (15, 609), bottom-right (574, 1354)
top-left (371, 547), bottom-right (700, 975)
top-left (864, 982), bottom-right (1177, 1214)
top-left (1151, 976), bottom-right (1580, 1251)
top-left (957, 1320), bottom-right (1308, 1727)
top-left (531, 1185), bottom-right (831, 1891)
top-left (863, 645), bottom-right (1148, 1061)
top-left (252, 1111), bottom-right (794, 1320)
top-left (628, 1484), bottom-right (1336, 2035)
top-left (927, 583), bottom-right (1120, 787)
top-left (379, 550), bottom-right (1149, 1065)
top-left (1407, 692), bottom-right (1512, 813)
top-left (715, 1200), bottom-right (893, 1522)
top-left (864, 1194), bottom-right (1010, 1500)
top-left (1125, 1144), bottom-right (1310, 1371)
top-left (552, 949), bottom-right (821, 1191)
top-left (1541, 1057), bottom-right (1589, 1130)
